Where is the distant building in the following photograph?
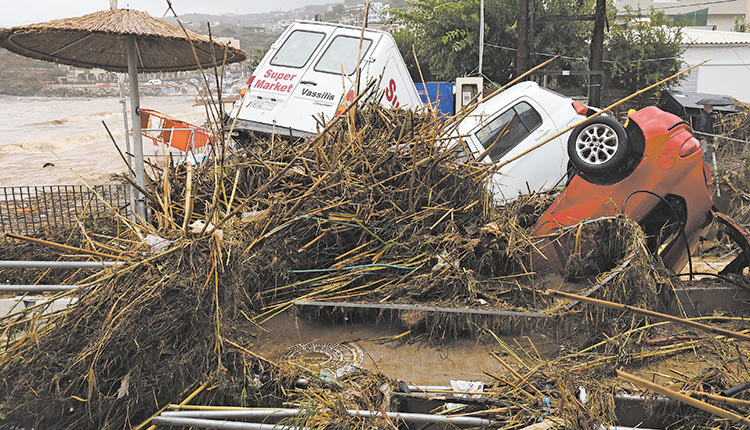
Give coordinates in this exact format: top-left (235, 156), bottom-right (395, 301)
top-left (58, 65), bottom-right (117, 83)
top-left (243, 25), bottom-right (266, 33)
top-left (214, 37), bottom-right (241, 51)
top-left (615, 0), bottom-right (749, 31)
top-left (346, 2), bottom-right (391, 24)
top-left (266, 19), bottom-right (293, 32)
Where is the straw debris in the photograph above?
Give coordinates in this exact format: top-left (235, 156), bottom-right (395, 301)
top-left (0, 88), bottom-right (743, 429)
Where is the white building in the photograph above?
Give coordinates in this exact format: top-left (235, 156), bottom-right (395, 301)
top-left (678, 28), bottom-right (750, 102)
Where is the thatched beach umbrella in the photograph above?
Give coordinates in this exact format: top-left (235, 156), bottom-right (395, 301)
top-left (0, 8), bottom-right (247, 219)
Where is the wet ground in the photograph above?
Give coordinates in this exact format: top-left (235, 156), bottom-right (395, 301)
top-left (254, 312), bottom-right (557, 386)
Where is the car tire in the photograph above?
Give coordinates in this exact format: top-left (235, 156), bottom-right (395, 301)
top-left (567, 116), bottom-right (630, 183)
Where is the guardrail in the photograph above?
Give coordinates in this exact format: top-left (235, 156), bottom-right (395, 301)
top-left (0, 184), bottom-right (129, 235)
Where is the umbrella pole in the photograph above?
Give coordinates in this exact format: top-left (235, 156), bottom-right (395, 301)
top-left (126, 35), bottom-right (147, 221)
top-left (118, 75), bottom-right (136, 222)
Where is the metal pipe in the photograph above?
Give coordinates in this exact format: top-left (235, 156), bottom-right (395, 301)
top-left (0, 261), bottom-right (123, 269)
top-left (0, 285), bottom-right (80, 293)
top-left (293, 300), bottom-right (549, 318)
top-left (347, 409), bottom-right (495, 425)
top-left (151, 416), bottom-right (298, 430)
top-left (161, 409), bottom-right (300, 420)
top-left (161, 408), bottom-right (494, 426)
top-left (598, 426), bottom-right (662, 430)
top-left (406, 385), bottom-right (456, 392)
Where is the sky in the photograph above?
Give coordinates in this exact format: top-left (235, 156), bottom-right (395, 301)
top-left (2, 0), bottom-right (341, 27)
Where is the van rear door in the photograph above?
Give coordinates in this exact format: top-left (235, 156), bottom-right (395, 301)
top-left (285, 26), bottom-right (381, 135)
top-left (242, 23), bottom-right (333, 136)
top-left (240, 22), bottom-right (381, 138)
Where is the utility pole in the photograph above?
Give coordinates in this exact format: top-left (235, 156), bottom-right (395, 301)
top-left (479, 0), bottom-right (484, 75)
top-left (517, 0), bottom-right (530, 76)
top-left (589, 0), bottom-right (606, 107)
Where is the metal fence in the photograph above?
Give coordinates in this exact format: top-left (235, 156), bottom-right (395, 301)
top-left (0, 184), bottom-right (129, 235)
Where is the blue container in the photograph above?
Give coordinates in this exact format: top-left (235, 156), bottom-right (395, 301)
top-left (415, 82), bottom-right (454, 116)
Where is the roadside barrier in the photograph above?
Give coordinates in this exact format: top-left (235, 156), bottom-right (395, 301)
top-left (0, 184), bottom-right (128, 235)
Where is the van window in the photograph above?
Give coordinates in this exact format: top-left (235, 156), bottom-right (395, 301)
top-left (475, 101), bottom-right (543, 162)
top-left (270, 30), bottom-right (326, 69)
top-left (314, 35), bottom-right (373, 75)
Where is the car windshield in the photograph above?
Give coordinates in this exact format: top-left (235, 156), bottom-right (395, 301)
top-left (314, 35), bottom-right (373, 75)
top-left (270, 30), bottom-right (326, 69)
top-left (475, 101), bottom-right (543, 162)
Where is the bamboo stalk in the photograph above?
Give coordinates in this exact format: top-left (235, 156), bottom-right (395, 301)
top-left (617, 369), bottom-right (750, 426)
top-left (182, 162), bottom-right (194, 231)
top-left (222, 338), bottom-right (279, 368)
top-left (688, 390), bottom-right (750, 407)
top-left (491, 352), bottom-right (544, 398)
top-left (5, 232), bottom-right (129, 261)
top-left (545, 289), bottom-right (750, 343)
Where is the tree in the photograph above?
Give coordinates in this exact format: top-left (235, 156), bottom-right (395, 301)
top-left (391, 0), bottom-right (594, 85)
top-left (604, 9), bottom-right (684, 92)
top-left (392, 28), bottom-right (423, 82)
top-left (391, 0), bottom-right (517, 84)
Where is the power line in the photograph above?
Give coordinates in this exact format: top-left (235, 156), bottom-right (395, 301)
top-left (483, 41), bottom-right (682, 63)
top-left (649, 0), bottom-right (737, 10)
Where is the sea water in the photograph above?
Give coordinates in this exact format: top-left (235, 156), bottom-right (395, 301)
top-left (0, 95), bottom-right (209, 186)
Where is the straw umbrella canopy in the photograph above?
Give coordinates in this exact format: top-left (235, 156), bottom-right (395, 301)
top-left (0, 8), bottom-right (247, 219)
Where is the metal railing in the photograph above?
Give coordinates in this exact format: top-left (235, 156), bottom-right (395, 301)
top-left (0, 184), bottom-right (129, 235)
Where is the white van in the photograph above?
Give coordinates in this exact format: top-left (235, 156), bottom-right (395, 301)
top-left (228, 21), bottom-right (423, 141)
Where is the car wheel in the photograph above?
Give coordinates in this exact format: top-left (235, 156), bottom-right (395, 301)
top-left (567, 116), bottom-right (630, 183)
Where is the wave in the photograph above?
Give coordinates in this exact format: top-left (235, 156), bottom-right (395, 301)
top-left (0, 131), bottom-right (119, 153)
top-left (27, 111), bottom-right (117, 127)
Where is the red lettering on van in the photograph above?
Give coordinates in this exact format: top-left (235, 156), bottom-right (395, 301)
top-left (385, 78), bottom-right (400, 108)
top-left (253, 77), bottom-right (294, 93)
top-left (264, 69), bottom-right (297, 82)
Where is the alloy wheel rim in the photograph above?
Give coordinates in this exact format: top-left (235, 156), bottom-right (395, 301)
top-left (575, 124), bottom-right (619, 165)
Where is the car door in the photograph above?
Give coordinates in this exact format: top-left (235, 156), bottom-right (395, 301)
top-left (468, 98), bottom-right (566, 202)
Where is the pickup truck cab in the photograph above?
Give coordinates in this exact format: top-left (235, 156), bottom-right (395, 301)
top-left (456, 81), bottom-right (590, 202)
top-left (229, 21), bottom-right (423, 141)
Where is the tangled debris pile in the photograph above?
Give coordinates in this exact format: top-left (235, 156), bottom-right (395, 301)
top-left (0, 91), bottom-right (748, 430)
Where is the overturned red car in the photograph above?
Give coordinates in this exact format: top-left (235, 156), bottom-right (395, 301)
top-left (533, 106), bottom-right (714, 273)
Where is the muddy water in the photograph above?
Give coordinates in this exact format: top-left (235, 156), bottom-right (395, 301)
top-left (0, 95), bottom-right (208, 186)
top-left (255, 312), bottom-right (558, 386)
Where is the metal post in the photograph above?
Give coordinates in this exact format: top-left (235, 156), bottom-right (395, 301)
top-left (126, 35), bottom-right (146, 221)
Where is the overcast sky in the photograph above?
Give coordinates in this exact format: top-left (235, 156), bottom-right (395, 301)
top-left (2, 0), bottom-right (342, 27)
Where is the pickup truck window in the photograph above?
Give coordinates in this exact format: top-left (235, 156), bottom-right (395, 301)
top-left (476, 101), bottom-right (543, 162)
top-left (314, 35), bottom-right (373, 75)
top-left (271, 30), bottom-right (326, 69)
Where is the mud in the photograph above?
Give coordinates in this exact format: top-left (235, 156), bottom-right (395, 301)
top-left (254, 312), bottom-right (560, 385)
